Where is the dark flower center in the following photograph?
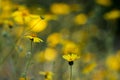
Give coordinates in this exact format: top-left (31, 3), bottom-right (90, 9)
top-left (68, 61), bottom-right (74, 66)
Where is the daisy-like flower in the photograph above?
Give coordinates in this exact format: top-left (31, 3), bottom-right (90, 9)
top-left (63, 53), bottom-right (80, 80)
top-left (63, 53), bottom-right (80, 66)
top-left (39, 71), bottom-right (53, 80)
top-left (25, 34), bottom-right (43, 43)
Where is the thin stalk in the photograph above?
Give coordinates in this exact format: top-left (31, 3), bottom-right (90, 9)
top-left (24, 40), bottom-right (33, 80)
top-left (70, 65), bottom-right (72, 80)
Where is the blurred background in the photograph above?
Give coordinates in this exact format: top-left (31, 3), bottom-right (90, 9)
top-left (0, 0), bottom-right (120, 80)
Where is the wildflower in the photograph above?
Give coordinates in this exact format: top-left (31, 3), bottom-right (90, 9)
top-left (44, 14), bottom-right (58, 21)
top-left (28, 17), bottom-right (47, 32)
top-left (44, 47), bottom-right (57, 61)
top-left (50, 3), bottom-right (70, 15)
top-left (104, 10), bottom-right (120, 20)
top-left (62, 41), bottom-right (79, 54)
top-left (63, 53), bottom-right (80, 66)
top-left (0, 0), bottom-right (13, 19)
top-left (47, 33), bottom-right (62, 47)
top-left (11, 6), bottom-right (31, 24)
top-left (39, 71), bottom-right (53, 80)
top-left (25, 34), bottom-right (43, 43)
top-left (12, 6), bottom-right (47, 32)
top-left (63, 53), bottom-right (80, 80)
top-left (74, 13), bottom-right (87, 25)
top-left (95, 0), bottom-right (112, 6)
top-left (106, 55), bottom-right (120, 71)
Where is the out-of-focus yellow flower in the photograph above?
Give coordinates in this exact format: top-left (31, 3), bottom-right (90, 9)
top-left (47, 33), bottom-right (62, 47)
top-left (39, 71), bottom-right (53, 80)
top-left (82, 62), bottom-right (97, 74)
top-left (34, 47), bottom-right (57, 62)
top-left (95, 0), bottom-right (112, 6)
top-left (25, 34), bottom-right (43, 43)
top-left (44, 14), bottom-right (58, 21)
top-left (44, 47), bottom-right (57, 61)
top-left (12, 6), bottom-right (31, 25)
top-left (62, 41), bottom-right (79, 54)
top-left (104, 10), bottom-right (120, 20)
top-left (63, 53), bottom-right (80, 62)
top-left (50, 3), bottom-right (70, 15)
top-left (0, 0), bottom-right (15, 23)
top-left (12, 6), bottom-right (47, 32)
top-left (74, 14), bottom-right (87, 25)
top-left (34, 51), bottom-right (46, 62)
top-left (106, 55), bottom-right (120, 71)
top-left (0, 0), bottom-right (12, 11)
top-left (28, 17), bottom-right (47, 32)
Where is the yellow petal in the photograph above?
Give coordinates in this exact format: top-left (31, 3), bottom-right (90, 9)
top-left (63, 54), bottom-right (71, 61)
top-left (63, 53), bottom-right (80, 61)
top-left (28, 18), bottom-right (47, 32)
top-left (25, 35), bottom-right (33, 39)
top-left (33, 37), bottom-right (43, 43)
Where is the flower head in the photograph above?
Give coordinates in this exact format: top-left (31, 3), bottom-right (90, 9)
top-left (63, 53), bottom-right (80, 62)
top-left (63, 53), bottom-right (80, 66)
top-left (26, 34), bottom-right (43, 43)
top-left (11, 6), bottom-right (31, 24)
top-left (39, 71), bottom-right (53, 80)
top-left (104, 10), bottom-right (120, 20)
top-left (50, 3), bottom-right (70, 15)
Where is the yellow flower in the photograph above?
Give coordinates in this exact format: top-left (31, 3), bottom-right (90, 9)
top-left (28, 15), bottom-right (47, 32)
top-left (44, 47), bottom-right (57, 61)
top-left (47, 33), bottom-right (62, 47)
top-left (63, 53), bottom-right (80, 62)
top-left (106, 55), bottom-right (120, 71)
top-left (34, 48), bottom-right (57, 62)
top-left (34, 51), bottom-right (45, 62)
top-left (12, 6), bottom-right (47, 32)
top-left (44, 14), bottom-right (58, 21)
top-left (95, 0), bottom-right (112, 6)
top-left (104, 10), bottom-right (120, 20)
top-left (39, 71), bottom-right (53, 80)
top-left (11, 6), bottom-right (31, 24)
top-left (74, 13), bottom-right (87, 25)
top-left (62, 41), bottom-right (79, 54)
top-left (25, 34), bottom-right (43, 43)
top-left (50, 3), bottom-right (70, 15)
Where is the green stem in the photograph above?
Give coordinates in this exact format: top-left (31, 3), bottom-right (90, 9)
top-left (70, 65), bottom-right (72, 80)
top-left (24, 40), bottom-right (33, 80)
